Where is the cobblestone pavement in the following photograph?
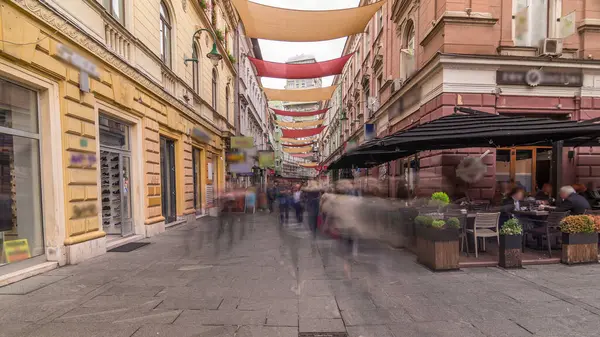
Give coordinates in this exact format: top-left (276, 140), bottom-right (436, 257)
top-left (2, 212), bottom-right (600, 336)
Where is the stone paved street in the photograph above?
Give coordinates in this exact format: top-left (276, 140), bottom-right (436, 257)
top-left (2, 213), bottom-right (600, 336)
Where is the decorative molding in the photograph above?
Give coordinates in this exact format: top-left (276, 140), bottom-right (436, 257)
top-left (13, 0), bottom-right (234, 135)
top-left (421, 11), bottom-right (498, 47)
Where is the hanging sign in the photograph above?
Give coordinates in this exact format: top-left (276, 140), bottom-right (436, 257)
top-left (231, 137), bottom-right (254, 149)
top-left (226, 152), bottom-right (246, 163)
top-left (191, 127), bottom-right (212, 143)
top-left (258, 151), bottom-right (275, 168)
top-left (56, 43), bottom-right (100, 78)
top-left (364, 124), bottom-right (375, 141)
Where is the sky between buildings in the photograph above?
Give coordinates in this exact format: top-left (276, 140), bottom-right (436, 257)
top-left (253, 0), bottom-right (361, 90)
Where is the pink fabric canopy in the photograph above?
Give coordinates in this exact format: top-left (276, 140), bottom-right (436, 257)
top-left (281, 126), bottom-right (326, 138)
top-left (271, 108), bottom-right (328, 117)
top-left (248, 54), bottom-right (353, 79)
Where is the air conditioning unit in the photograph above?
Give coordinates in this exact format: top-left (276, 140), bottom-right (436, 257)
top-left (538, 38), bottom-right (563, 57)
top-left (392, 78), bottom-right (404, 92)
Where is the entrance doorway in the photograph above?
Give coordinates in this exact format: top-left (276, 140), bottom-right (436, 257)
top-left (495, 147), bottom-right (552, 194)
top-left (99, 115), bottom-right (134, 237)
top-left (160, 137), bottom-right (177, 223)
top-left (192, 148), bottom-right (202, 215)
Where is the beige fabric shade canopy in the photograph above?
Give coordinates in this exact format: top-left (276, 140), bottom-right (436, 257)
top-left (280, 137), bottom-right (317, 144)
top-left (264, 86), bottom-right (337, 102)
top-left (231, 0), bottom-right (386, 42)
top-left (276, 119), bottom-right (324, 128)
top-left (299, 162), bottom-right (319, 168)
top-left (282, 146), bottom-right (313, 153)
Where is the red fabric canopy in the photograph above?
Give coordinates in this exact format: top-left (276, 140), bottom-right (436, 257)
top-left (272, 108), bottom-right (328, 117)
top-left (281, 126), bottom-right (326, 138)
top-left (281, 142), bottom-right (316, 147)
top-left (248, 54), bottom-right (353, 79)
top-left (291, 153), bottom-right (314, 158)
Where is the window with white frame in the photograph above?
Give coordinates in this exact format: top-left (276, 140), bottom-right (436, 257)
top-left (192, 42), bottom-right (200, 95)
top-left (401, 21), bottom-right (415, 78)
top-left (364, 28), bottom-right (371, 54)
top-left (102, 0), bottom-right (125, 24)
top-left (159, 1), bottom-right (171, 67)
top-left (513, 0), bottom-right (561, 47)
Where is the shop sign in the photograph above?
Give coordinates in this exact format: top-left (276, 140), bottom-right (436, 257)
top-left (191, 127), bottom-right (211, 143)
top-left (226, 152), bottom-right (246, 164)
top-left (231, 137), bottom-right (254, 149)
top-left (56, 43), bottom-right (100, 78)
top-left (364, 124), bottom-right (375, 141)
top-left (496, 69), bottom-right (583, 87)
top-left (258, 151), bottom-right (275, 168)
top-left (3, 239), bottom-right (31, 264)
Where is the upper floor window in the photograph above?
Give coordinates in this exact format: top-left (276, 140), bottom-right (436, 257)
top-left (192, 43), bottom-right (200, 95)
top-left (212, 68), bottom-right (218, 109)
top-left (159, 1), bottom-right (172, 67)
top-left (102, 0), bottom-right (125, 24)
top-left (226, 86), bottom-right (230, 119)
top-left (513, 0), bottom-right (556, 47)
top-left (364, 28), bottom-right (371, 54)
top-left (376, 8), bottom-right (383, 33)
top-left (401, 21), bottom-right (416, 78)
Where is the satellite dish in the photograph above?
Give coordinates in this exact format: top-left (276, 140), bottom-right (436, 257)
top-left (456, 150), bottom-right (490, 183)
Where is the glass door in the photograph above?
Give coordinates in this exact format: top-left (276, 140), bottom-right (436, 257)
top-left (495, 147), bottom-right (551, 194)
top-left (192, 148), bottom-right (202, 215)
top-left (160, 137), bottom-right (177, 223)
top-left (120, 155), bottom-right (133, 236)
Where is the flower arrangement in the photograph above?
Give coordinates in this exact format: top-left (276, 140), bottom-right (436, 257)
top-left (415, 215), bottom-right (434, 227)
top-left (227, 52), bottom-right (236, 64)
top-left (430, 192), bottom-right (450, 207)
top-left (431, 220), bottom-right (446, 229)
top-left (587, 215), bottom-right (600, 233)
top-left (446, 217), bottom-right (461, 229)
top-left (500, 218), bottom-right (523, 235)
top-left (215, 29), bottom-right (224, 42)
top-left (560, 215), bottom-right (597, 234)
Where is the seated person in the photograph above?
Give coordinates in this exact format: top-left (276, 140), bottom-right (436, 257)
top-left (492, 181), bottom-right (511, 206)
top-left (535, 183), bottom-right (553, 202)
top-left (551, 185), bottom-right (591, 215)
top-left (499, 187), bottom-right (525, 226)
top-left (584, 181), bottom-right (600, 206)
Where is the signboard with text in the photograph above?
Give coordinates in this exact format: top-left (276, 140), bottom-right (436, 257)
top-left (231, 137), bottom-right (254, 149)
top-left (496, 69), bottom-right (583, 87)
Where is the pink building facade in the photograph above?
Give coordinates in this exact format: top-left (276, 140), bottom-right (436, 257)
top-left (322, 0), bottom-right (600, 199)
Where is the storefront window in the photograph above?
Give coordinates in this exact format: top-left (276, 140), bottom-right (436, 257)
top-left (0, 79), bottom-right (43, 265)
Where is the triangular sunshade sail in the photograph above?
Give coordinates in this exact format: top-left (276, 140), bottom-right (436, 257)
top-left (283, 146), bottom-right (313, 153)
top-left (271, 108), bottom-right (329, 117)
top-left (281, 126), bottom-right (326, 138)
top-left (281, 142), bottom-right (316, 147)
top-left (264, 86), bottom-right (337, 102)
top-left (248, 54), bottom-right (353, 79)
top-left (280, 137), bottom-right (317, 144)
top-left (276, 119), bottom-right (324, 128)
top-left (231, 0), bottom-right (386, 42)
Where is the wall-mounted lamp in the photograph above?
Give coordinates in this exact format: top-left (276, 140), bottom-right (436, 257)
top-left (184, 28), bottom-right (222, 68)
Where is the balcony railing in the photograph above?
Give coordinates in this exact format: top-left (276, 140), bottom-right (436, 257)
top-left (104, 22), bottom-right (132, 61)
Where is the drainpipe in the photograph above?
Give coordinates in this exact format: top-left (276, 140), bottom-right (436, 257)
top-left (234, 23), bottom-right (241, 136)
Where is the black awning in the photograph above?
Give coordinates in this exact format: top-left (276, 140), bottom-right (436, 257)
top-left (328, 108), bottom-right (600, 170)
top-left (328, 149), bottom-right (409, 170)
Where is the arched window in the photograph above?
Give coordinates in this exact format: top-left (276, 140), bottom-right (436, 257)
top-left (102, 0), bottom-right (124, 24)
top-left (225, 86), bottom-right (230, 119)
top-left (401, 21), bottom-right (415, 78)
top-left (159, 1), bottom-right (172, 67)
top-left (192, 42), bottom-right (200, 94)
top-left (212, 68), bottom-right (218, 109)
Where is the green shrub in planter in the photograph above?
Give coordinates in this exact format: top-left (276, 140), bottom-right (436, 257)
top-left (500, 218), bottom-right (523, 235)
top-left (415, 215), bottom-right (434, 227)
top-left (431, 192), bottom-right (450, 205)
top-left (431, 220), bottom-right (446, 229)
top-left (560, 215), bottom-right (596, 234)
top-left (446, 217), bottom-right (461, 229)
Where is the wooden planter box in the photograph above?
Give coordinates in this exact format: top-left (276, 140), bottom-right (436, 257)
top-left (499, 235), bottom-right (522, 269)
top-left (416, 227), bottom-right (460, 271)
top-left (561, 233), bottom-right (599, 265)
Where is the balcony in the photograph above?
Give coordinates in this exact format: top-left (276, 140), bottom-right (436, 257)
top-left (161, 68), bottom-right (176, 94)
top-left (104, 21), bottom-right (132, 62)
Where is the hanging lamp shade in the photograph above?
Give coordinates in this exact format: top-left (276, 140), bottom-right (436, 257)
top-left (281, 126), bottom-right (326, 138)
top-left (231, 0), bottom-right (386, 42)
top-left (271, 108), bottom-right (329, 117)
top-left (248, 54), bottom-right (353, 79)
top-left (264, 86), bottom-right (337, 102)
top-left (275, 119), bottom-right (324, 128)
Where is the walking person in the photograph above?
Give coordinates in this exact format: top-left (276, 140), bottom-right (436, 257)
top-left (292, 184), bottom-right (304, 224)
top-left (277, 183), bottom-right (290, 225)
top-left (303, 180), bottom-right (322, 240)
top-left (267, 182), bottom-right (277, 214)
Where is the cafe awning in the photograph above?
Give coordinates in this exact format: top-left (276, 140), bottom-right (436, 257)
top-left (329, 108), bottom-right (600, 170)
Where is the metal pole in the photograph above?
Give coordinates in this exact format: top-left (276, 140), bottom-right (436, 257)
top-left (551, 141), bottom-right (563, 201)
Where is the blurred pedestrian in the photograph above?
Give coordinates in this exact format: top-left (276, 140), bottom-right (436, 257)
top-left (292, 184), bottom-right (304, 224)
top-left (267, 182), bottom-right (277, 213)
top-left (303, 180), bottom-right (322, 239)
top-left (277, 183), bottom-right (290, 225)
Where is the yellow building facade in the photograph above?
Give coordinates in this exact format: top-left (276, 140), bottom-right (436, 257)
top-left (0, 0), bottom-right (236, 271)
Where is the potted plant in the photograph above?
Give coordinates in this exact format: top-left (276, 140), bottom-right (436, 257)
top-left (498, 218), bottom-right (523, 269)
top-left (227, 52), bottom-right (236, 64)
top-left (560, 215), bottom-right (599, 265)
top-left (199, 0), bottom-right (207, 10)
top-left (215, 29), bottom-right (224, 42)
top-left (415, 215), bottom-right (460, 271)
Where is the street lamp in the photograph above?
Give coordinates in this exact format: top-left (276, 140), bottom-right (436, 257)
top-left (184, 28), bottom-right (222, 67)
